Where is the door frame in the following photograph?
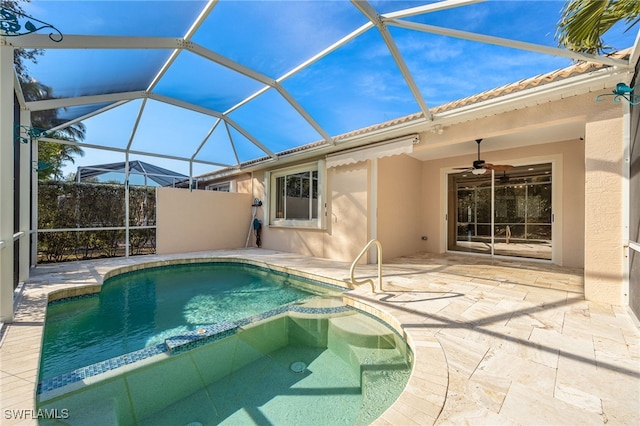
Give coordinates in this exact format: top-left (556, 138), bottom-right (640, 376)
top-left (442, 154), bottom-right (563, 264)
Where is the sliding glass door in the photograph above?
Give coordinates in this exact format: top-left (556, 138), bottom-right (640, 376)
top-left (447, 163), bottom-right (552, 260)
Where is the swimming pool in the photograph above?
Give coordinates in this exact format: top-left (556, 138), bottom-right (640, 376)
top-left (37, 260), bottom-right (412, 425)
top-left (40, 261), bottom-right (339, 381)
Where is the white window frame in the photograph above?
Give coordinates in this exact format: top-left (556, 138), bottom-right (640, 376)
top-left (266, 160), bottom-right (325, 229)
top-left (205, 181), bottom-right (235, 192)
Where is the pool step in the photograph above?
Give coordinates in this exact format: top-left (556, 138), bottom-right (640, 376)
top-left (328, 314), bottom-right (396, 349)
top-left (327, 313), bottom-right (404, 385)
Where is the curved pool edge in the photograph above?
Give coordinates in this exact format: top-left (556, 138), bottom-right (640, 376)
top-left (33, 253), bottom-right (449, 426)
top-left (343, 293), bottom-right (449, 425)
top-left (45, 256), bottom-right (352, 304)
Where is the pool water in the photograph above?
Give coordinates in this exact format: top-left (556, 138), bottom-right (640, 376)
top-left (40, 262), bottom-right (334, 380)
top-left (38, 311), bottom-right (412, 426)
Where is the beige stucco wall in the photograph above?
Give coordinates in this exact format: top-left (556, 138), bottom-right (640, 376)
top-left (156, 187), bottom-right (252, 254)
top-left (194, 91), bottom-right (627, 305)
top-left (417, 139), bottom-right (586, 268)
top-left (377, 154), bottom-right (428, 260)
top-left (235, 163), bottom-right (369, 262)
top-left (584, 111), bottom-right (625, 304)
top-left (324, 162), bottom-right (370, 261)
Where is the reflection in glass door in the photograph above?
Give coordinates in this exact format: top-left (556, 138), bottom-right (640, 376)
top-left (447, 163), bottom-right (552, 260)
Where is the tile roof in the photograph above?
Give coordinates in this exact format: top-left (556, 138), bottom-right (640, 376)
top-left (203, 49), bottom-right (630, 177)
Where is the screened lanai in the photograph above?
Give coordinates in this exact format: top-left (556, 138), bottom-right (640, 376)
top-left (1, 0), bottom-right (639, 323)
top-left (6, 0), bottom-right (636, 174)
top-left (76, 160), bottom-right (189, 187)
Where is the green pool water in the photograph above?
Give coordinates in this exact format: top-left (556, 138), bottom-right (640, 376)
top-left (38, 312), bottom-right (412, 426)
top-left (37, 261), bottom-right (412, 425)
top-left (40, 262), bottom-right (329, 380)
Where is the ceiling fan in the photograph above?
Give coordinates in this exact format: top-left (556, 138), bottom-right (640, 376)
top-left (456, 139), bottom-right (513, 175)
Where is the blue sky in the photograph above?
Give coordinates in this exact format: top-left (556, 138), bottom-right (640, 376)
top-left (19, 0), bottom-right (639, 181)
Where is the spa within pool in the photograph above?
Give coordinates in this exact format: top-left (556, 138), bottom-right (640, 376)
top-left (40, 262), bottom-right (339, 380)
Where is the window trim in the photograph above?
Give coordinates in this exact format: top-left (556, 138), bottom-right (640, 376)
top-left (267, 160), bottom-right (325, 229)
top-left (205, 181), bottom-right (234, 192)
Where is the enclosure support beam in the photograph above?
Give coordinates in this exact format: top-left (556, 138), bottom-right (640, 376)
top-left (125, 153), bottom-right (130, 257)
top-left (19, 111), bottom-right (30, 281)
top-left (30, 137), bottom-right (38, 267)
top-left (0, 41), bottom-right (15, 323)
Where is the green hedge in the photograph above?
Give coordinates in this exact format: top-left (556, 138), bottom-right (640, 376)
top-left (38, 181), bottom-right (156, 263)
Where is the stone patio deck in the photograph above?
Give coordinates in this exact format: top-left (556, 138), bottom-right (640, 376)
top-left (1, 249), bottom-right (638, 425)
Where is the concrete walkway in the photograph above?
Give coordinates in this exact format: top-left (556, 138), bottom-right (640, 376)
top-left (1, 249), bottom-right (638, 425)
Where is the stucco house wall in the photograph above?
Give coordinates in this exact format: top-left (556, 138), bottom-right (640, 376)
top-left (229, 163), bottom-right (370, 262)
top-left (584, 112), bottom-right (626, 304)
top-left (156, 187), bottom-right (252, 254)
top-left (188, 88), bottom-right (628, 306)
top-left (323, 162), bottom-right (370, 261)
top-left (377, 154), bottom-right (427, 260)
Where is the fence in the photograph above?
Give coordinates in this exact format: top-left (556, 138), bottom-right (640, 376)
top-left (38, 181), bottom-right (156, 263)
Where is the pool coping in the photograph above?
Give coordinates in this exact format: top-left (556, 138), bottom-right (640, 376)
top-left (34, 255), bottom-right (448, 424)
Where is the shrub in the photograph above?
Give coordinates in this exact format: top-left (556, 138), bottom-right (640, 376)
top-left (38, 181), bottom-right (156, 263)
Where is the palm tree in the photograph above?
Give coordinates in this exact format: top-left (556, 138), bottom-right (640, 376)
top-left (557, 0), bottom-right (640, 54)
top-left (20, 79), bottom-right (86, 180)
top-left (6, 0), bottom-right (86, 179)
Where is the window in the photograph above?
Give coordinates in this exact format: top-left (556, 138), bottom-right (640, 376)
top-left (205, 181), bottom-right (232, 192)
top-left (268, 161), bottom-right (324, 228)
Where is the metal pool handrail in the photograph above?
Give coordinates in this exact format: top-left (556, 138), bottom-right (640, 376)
top-left (349, 239), bottom-right (383, 293)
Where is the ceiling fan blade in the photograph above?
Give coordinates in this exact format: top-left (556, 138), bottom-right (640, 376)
top-left (484, 164), bottom-right (513, 171)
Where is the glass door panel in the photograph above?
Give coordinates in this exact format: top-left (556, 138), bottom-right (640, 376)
top-left (448, 163), bottom-right (552, 260)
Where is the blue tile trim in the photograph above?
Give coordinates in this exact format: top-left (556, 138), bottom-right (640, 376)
top-left (47, 261), bottom-right (346, 306)
top-left (165, 321), bottom-right (238, 355)
top-left (37, 304), bottom-right (352, 395)
top-left (37, 343), bottom-right (167, 394)
top-left (48, 292), bottom-right (99, 306)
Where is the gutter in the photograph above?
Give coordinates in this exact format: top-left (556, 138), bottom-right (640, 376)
top-left (200, 66), bottom-right (631, 181)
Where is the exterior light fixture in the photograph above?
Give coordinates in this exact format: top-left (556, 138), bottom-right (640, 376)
top-left (0, 7), bottom-right (62, 42)
top-left (596, 83), bottom-right (640, 105)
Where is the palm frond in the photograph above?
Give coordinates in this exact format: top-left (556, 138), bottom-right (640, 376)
top-left (557, 0), bottom-right (639, 54)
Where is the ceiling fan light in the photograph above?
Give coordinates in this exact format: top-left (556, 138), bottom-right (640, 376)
top-left (472, 168), bottom-right (487, 175)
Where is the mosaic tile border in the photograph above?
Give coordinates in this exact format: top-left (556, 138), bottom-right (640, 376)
top-left (166, 321), bottom-right (238, 355)
top-left (37, 343), bottom-right (167, 394)
top-left (37, 304), bottom-right (352, 396)
top-left (47, 291), bottom-right (99, 306)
